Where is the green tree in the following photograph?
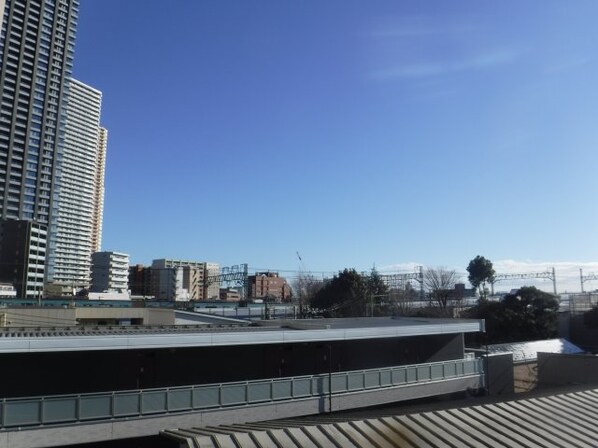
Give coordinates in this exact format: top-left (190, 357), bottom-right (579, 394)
top-left (310, 269), bottom-right (367, 317)
top-left (467, 255), bottom-right (495, 300)
top-left (465, 286), bottom-right (559, 343)
top-left (365, 268), bottom-right (389, 316)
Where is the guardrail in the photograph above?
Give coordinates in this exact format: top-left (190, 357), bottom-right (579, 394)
top-left (0, 357), bottom-right (482, 429)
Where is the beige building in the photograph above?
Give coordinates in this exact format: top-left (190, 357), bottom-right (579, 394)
top-left (219, 288), bottom-right (241, 301)
top-left (205, 262), bottom-right (220, 300)
top-left (91, 127), bottom-right (107, 253)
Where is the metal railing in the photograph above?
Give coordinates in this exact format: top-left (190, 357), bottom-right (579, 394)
top-left (0, 357), bottom-right (482, 429)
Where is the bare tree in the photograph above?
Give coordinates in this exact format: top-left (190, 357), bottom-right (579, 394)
top-left (293, 272), bottom-right (324, 317)
top-left (424, 267), bottom-right (460, 308)
top-left (390, 284), bottom-right (419, 315)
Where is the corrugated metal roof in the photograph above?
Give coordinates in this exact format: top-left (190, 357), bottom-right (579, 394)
top-left (487, 338), bottom-right (584, 363)
top-left (162, 388), bottom-right (598, 447)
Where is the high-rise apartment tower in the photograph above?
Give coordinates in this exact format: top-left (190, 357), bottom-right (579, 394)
top-left (45, 78), bottom-right (106, 287)
top-left (0, 0), bottom-right (79, 225)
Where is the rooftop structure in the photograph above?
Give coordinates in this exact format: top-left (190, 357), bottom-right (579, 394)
top-left (0, 316), bottom-right (484, 447)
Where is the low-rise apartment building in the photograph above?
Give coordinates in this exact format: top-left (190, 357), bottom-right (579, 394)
top-left (0, 219), bottom-right (46, 298)
top-left (90, 251), bottom-right (129, 295)
top-left (248, 271), bottom-right (292, 301)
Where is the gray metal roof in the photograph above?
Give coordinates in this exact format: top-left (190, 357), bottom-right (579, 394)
top-left (487, 338), bottom-right (584, 363)
top-left (162, 388), bottom-right (598, 447)
top-left (260, 316), bottom-right (480, 330)
top-left (0, 317), bottom-right (483, 353)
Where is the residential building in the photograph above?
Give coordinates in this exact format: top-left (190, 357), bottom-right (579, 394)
top-left (220, 288), bottom-right (241, 301)
top-left (247, 271), bottom-right (292, 301)
top-left (151, 258), bottom-right (219, 301)
top-left (0, 219), bottom-right (46, 298)
top-left (128, 264), bottom-right (152, 297)
top-left (91, 126), bottom-right (106, 252)
top-left (205, 262), bottom-right (220, 299)
top-left (0, 0), bottom-right (79, 266)
top-left (90, 251), bottom-right (129, 295)
top-left (0, 282), bottom-right (16, 298)
top-left (45, 79), bottom-right (106, 288)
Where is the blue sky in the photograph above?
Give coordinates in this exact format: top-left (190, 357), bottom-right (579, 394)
top-left (73, 1), bottom-right (598, 291)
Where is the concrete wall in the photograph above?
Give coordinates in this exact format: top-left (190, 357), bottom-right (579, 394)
top-left (485, 353), bottom-right (514, 396)
top-left (538, 352), bottom-right (598, 388)
top-left (76, 308), bottom-right (174, 325)
top-left (0, 308), bottom-right (77, 327)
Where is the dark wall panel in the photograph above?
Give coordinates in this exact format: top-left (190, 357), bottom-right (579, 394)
top-left (0, 333), bottom-right (464, 398)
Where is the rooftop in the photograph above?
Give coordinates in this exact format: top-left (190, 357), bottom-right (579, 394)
top-left (486, 338), bottom-right (585, 363)
top-left (0, 316), bottom-right (483, 353)
top-left (163, 387), bottom-right (598, 447)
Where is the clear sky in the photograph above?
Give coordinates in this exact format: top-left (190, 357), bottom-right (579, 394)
top-left (73, 1), bottom-right (598, 292)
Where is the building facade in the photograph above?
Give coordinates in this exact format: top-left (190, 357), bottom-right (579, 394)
top-left (0, 0), bottom-right (79, 236)
top-left (247, 271), bottom-right (292, 301)
top-left (90, 251), bottom-right (129, 294)
top-left (0, 0), bottom-right (92, 297)
top-left (205, 262), bottom-right (220, 299)
top-left (219, 288), bottom-right (241, 301)
top-left (46, 79), bottom-right (106, 288)
top-left (91, 126), bottom-right (106, 252)
top-left (151, 259), bottom-right (220, 301)
top-left (128, 264), bottom-right (152, 297)
top-left (0, 218), bottom-right (46, 298)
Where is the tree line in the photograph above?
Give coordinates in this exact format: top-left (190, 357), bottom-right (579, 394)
top-left (299, 255), bottom-right (559, 343)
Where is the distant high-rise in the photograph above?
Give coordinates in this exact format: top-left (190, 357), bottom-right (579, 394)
top-left (92, 126), bottom-right (107, 252)
top-left (0, 0), bottom-right (79, 224)
top-left (46, 78), bottom-right (106, 287)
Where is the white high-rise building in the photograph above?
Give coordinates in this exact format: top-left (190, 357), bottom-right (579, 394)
top-left (46, 79), bottom-right (107, 288)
